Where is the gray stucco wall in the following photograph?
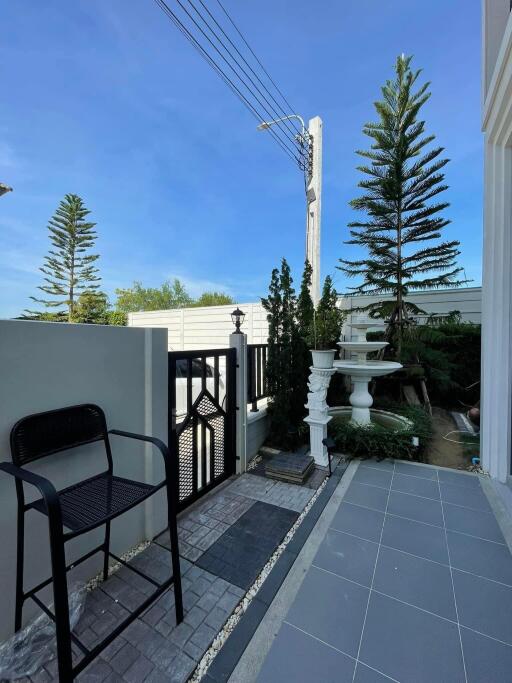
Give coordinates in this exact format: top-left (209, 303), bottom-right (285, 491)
top-left (0, 320), bottom-right (168, 641)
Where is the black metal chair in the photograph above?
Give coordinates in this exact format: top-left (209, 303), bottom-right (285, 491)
top-left (0, 403), bottom-right (183, 682)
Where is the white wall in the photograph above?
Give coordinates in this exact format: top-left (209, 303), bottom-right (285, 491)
top-left (481, 6), bottom-right (512, 482)
top-left (129, 287), bottom-right (482, 351)
top-left (128, 303), bottom-right (269, 351)
top-left (483, 0), bottom-right (511, 97)
top-left (0, 320), bottom-right (168, 640)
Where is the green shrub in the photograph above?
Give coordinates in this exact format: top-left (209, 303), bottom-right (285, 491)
top-left (329, 405), bottom-right (432, 461)
top-left (368, 322), bottom-right (481, 409)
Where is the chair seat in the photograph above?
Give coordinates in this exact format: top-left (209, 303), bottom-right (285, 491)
top-left (30, 472), bottom-right (156, 533)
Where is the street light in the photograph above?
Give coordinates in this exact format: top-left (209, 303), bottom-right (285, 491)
top-left (231, 307), bottom-right (245, 334)
top-left (0, 183), bottom-right (13, 198)
top-left (256, 114), bottom-right (307, 145)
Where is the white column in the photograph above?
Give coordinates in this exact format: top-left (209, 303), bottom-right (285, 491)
top-left (304, 366), bottom-right (335, 466)
top-left (230, 332), bottom-right (248, 474)
top-left (481, 138), bottom-right (512, 482)
top-left (306, 116), bottom-right (322, 306)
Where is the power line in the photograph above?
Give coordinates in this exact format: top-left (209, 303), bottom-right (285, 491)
top-left (153, 0), bottom-right (301, 165)
top-left (215, 0), bottom-right (301, 133)
top-left (193, 0), bottom-right (302, 142)
top-left (169, 0), bottom-right (303, 155)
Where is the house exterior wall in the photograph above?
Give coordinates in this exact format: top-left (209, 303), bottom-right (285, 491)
top-left (481, 4), bottom-right (512, 482)
top-left (0, 320), bottom-right (168, 640)
top-left (128, 287), bottom-right (482, 351)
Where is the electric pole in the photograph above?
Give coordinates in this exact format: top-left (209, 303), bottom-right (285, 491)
top-left (305, 116), bottom-right (322, 305)
top-left (257, 114), bottom-right (323, 304)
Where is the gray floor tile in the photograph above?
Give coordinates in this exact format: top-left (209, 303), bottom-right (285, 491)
top-left (354, 662), bottom-right (395, 683)
top-left (314, 529), bottom-right (378, 587)
top-left (461, 626), bottom-right (512, 683)
top-left (443, 502), bottom-right (505, 543)
top-left (381, 514), bottom-right (449, 564)
top-left (344, 482), bottom-right (389, 512)
top-left (391, 472), bottom-right (440, 500)
top-left (447, 531), bottom-right (512, 585)
top-left (387, 490), bottom-right (444, 526)
top-left (440, 481), bottom-right (492, 512)
top-left (359, 459), bottom-right (395, 472)
top-left (256, 622), bottom-right (355, 682)
top-left (394, 462), bottom-right (437, 480)
top-left (359, 592), bottom-right (465, 683)
top-left (353, 467), bottom-right (392, 489)
top-left (438, 469), bottom-right (482, 489)
top-left (330, 502), bottom-right (385, 543)
top-left (373, 545), bottom-right (457, 620)
top-left (286, 566), bottom-right (368, 657)
top-left (453, 569), bottom-right (512, 645)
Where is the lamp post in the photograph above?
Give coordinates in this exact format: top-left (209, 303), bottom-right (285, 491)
top-left (257, 115), bottom-right (323, 305)
top-left (231, 307), bottom-right (245, 334)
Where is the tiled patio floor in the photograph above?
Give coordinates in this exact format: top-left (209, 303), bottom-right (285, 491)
top-left (257, 460), bottom-right (512, 683)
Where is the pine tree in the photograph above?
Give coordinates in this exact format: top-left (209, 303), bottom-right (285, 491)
top-left (339, 55), bottom-right (465, 360)
top-left (315, 276), bottom-right (344, 350)
top-left (296, 260), bottom-right (315, 346)
top-left (262, 258), bottom-right (303, 448)
top-left (29, 194), bottom-right (100, 321)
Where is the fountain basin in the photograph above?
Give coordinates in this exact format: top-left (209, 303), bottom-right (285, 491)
top-left (338, 341), bottom-right (388, 355)
top-left (334, 359), bottom-right (402, 377)
top-left (328, 406), bottom-right (412, 431)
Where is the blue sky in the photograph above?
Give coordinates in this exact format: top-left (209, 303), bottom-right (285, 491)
top-left (0, 0), bottom-right (482, 317)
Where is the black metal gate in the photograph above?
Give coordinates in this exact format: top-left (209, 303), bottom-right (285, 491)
top-left (169, 348), bottom-right (237, 512)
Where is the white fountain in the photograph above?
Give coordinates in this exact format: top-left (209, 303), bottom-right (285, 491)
top-left (333, 319), bottom-right (404, 427)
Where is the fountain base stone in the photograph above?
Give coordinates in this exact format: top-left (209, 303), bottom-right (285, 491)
top-left (328, 406), bottom-right (412, 432)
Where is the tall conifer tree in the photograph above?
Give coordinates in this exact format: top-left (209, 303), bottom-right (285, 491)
top-left (29, 194), bottom-right (100, 321)
top-left (339, 55), bottom-right (465, 359)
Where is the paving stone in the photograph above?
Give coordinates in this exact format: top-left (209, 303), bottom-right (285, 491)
top-left (169, 620), bottom-right (194, 648)
top-left (123, 654), bottom-right (154, 683)
top-left (184, 638), bottom-right (206, 661)
top-left (109, 642), bottom-right (141, 675)
top-left (190, 622), bottom-right (217, 650)
top-left (165, 651), bottom-right (196, 682)
top-left (184, 604), bottom-right (207, 628)
top-left (150, 640), bottom-right (180, 670)
top-left (78, 659), bottom-right (113, 682)
top-left (226, 473), bottom-right (315, 512)
top-left (205, 605), bottom-right (229, 630)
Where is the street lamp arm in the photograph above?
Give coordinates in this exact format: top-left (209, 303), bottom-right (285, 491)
top-left (256, 114), bottom-right (306, 137)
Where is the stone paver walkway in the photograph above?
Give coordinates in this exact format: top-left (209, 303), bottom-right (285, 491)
top-left (24, 469), bottom-right (325, 682)
top-left (257, 459), bottom-right (512, 683)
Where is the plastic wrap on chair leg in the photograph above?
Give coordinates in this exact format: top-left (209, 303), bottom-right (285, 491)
top-left (0, 583), bottom-right (86, 679)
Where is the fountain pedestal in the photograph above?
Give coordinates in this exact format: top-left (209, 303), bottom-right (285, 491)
top-left (335, 320), bottom-right (402, 426)
top-left (304, 366), bottom-right (336, 466)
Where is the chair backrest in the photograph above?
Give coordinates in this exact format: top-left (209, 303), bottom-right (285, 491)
top-left (10, 404), bottom-right (108, 467)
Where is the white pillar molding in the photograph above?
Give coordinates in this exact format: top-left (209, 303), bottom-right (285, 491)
top-left (304, 366), bottom-right (335, 467)
top-left (481, 16), bottom-right (512, 483)
top-left (230, 332), bottom-right (248, 474)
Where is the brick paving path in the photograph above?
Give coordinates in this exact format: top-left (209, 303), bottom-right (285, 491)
top-left (24, 470), bottom-right (320, 683)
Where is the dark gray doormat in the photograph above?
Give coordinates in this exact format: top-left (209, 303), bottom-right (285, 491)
top-left (203, 462), bottom-right (348, 683)
top-left (195, 501), bottom-right (298, 590)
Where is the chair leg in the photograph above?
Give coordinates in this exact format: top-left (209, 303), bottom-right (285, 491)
top-left (49, 525), bottom-right (73, 682)
top-left (103, 521), bottom-right (111, 581)
top-left (166, 484), bottom-right (183, 623)
top-left (14, 503), bottom-right (25, 632)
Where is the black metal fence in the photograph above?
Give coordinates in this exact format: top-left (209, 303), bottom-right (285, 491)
top-left (169, 348), bottom-right (236, 512)
top-left (247, 343), bottom-right (268, 412)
